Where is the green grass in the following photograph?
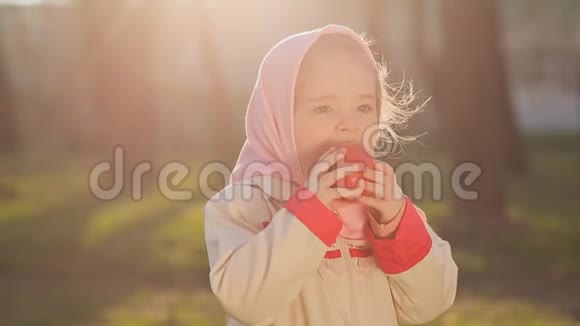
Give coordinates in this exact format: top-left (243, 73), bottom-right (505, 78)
top-left (0, 169), bottom-right (88, 222)
top-left (0, 134), bottom-right (578, 325)
top-left (428, 298), bottom-right (580, 326)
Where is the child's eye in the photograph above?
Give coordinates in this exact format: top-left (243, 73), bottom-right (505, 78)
top-left (358, 105), bottom-right (374, 113)
top-left (313, 106), bottom-right (331, 113)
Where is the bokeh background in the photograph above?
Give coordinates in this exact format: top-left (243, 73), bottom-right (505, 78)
top-left (0, 0), bottom-right (579, 325)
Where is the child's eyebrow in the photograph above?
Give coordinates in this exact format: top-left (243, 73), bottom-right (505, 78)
top-left (306, 94), bottom-right (375, 102)
top-left (358, 94), bottom-right (375, 100)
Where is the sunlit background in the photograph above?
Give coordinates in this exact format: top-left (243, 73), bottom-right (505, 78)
top-left (0, 0), bottom-right (579, 325)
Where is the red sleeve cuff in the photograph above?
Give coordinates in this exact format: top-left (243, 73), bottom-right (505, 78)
top-left (285, 187), bottom-right (342, 246)
top-left (365, 196), bottom-right (432, 274)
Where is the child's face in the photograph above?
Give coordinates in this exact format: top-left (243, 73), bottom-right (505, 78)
top-left (294, 36), bottom-right (378, 176)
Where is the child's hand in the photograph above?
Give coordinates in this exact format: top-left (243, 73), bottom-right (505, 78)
top-left (358, 161), bottom-right (405, 224)
top-left (304, 146), bottom-right (365, 210)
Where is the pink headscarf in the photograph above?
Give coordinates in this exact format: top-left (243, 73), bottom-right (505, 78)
top-left (230, 25), bottom-right (377, 247)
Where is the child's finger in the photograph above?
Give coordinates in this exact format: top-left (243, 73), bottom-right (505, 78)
top-left (374, 162), bottom-right (398, 193)
top-left (374, 161), bottom-right (395, 177)
top-left (309, 149), bottom-right (342, 182)
top-left (331, 181), bottom-right (365, 200)
top-left (362, 167), bottom-right (386, 186)
top-left (321, 147), bottom-right (346, 167)
top-left (319, 145), bottom-right (337, 160)
top-left (313, 147), bottom-right (345, 176)
top-left (360, 180), bottom-right (387, 199)
top-left (320, 164), bottom-right (363, 188)
top-left (392, 182), bottom-right (405, 201)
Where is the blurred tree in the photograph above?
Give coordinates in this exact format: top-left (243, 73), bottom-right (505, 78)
top-left (413, 0), bottom-right (516, 219)
top-left (0, 46), bottom-right (18, 154)
top-left (78, 0), bottom-right (159, 189)
top-left (193, 0), bottom-right (236, 165)
top-left (486, 2), bottom-right (528, 174)
top-left (413, 0), bottom-right (527, 175)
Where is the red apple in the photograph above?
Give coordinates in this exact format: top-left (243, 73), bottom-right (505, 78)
top-left (332, 143), bottom-right (375, 196)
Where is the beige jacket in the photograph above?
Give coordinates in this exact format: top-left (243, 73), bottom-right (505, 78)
top-left (204, 176), bottom-right (458, 326)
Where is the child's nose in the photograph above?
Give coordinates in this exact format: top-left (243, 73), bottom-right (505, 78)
top-left (336, 113), bottom-right (358, 132)
top-left (336, 119), bottom-right (352, 132)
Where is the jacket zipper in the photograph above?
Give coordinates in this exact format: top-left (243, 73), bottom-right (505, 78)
top-left (339, 241), bottom-right (358, 326)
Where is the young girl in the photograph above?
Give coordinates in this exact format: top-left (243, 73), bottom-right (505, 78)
top-left (204, 24), bottom-right (458, 326)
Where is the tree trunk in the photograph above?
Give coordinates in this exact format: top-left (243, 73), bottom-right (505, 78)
top-left (484, 1), bottom-right (528, 173)
top-left (0, 47), bottom-right (18, 154)
top-left (431, 0), bottom-right (509, 219)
